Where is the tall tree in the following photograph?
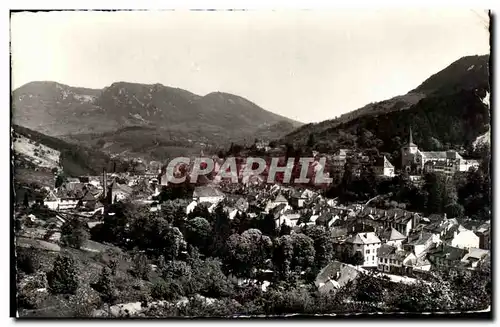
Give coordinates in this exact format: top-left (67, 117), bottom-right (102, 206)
top-left (302, 225), bottom-right (334, 269)
top-left (226, 229), bottom-right (273, 278)
top-left (47, 255), bottom-right (79, 295)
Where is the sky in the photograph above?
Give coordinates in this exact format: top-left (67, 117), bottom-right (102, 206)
top-left (10, 9), bottom-right (490, 123)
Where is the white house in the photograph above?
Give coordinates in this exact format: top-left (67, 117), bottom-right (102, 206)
top-left (186, 200), bottom-right (198, 215)
top-left (345, 232), bottom-right (382, 267)
top-left (277, 213), bottom-right (301, 228)
top-left (449, 226), bottom-right (480, 249)
top-left (192, 185), bottom-right (225, 205)
top-left (374, 156), bottom-right (395, 177)
top-left (44, 189), bottom-right (60, 210)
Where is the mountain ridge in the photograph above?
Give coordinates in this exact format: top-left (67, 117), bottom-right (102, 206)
top-left (12, 80), bottom-right (302, 159)
top-left (282, 54), bottom-right (490, 165)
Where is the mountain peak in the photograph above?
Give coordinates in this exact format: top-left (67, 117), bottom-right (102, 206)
top-left (413, 54), bottom-right (489, 95)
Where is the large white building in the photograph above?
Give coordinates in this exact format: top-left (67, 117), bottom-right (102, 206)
top-left (345, 232), bottom-right (382, 267)
top-left (192, 185), bottom-right (225, 204)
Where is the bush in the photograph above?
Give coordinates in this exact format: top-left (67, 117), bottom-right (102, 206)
top-left (17, 248), bottom-right (40, 274)
top-left (17, 272), bottom-right (49, 309)
top-left (150, 279), bottom-right (184, 301)
top-left (47, 255), bottom-right (79, 295)
top-left (131, 253), bottom-right (151, 280)
top-left (93, 267), bottom-right (118, 304)
top-left (61, 219), bottom-right (89, 249)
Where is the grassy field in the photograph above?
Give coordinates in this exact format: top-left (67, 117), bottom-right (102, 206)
top-left (14, 168), bottom-right (55, 188)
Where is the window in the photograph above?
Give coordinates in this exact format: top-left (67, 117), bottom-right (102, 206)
top-left (366, 249), bottom-right (370, 254)
top-left (372, 256), bottom-right (375, 261)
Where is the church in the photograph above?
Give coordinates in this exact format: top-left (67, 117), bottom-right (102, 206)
top-left (401, 128), bottom-right (480, 176)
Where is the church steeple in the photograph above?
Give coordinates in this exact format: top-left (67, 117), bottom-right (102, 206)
top-left (408, 126), bottom-right (416, 147)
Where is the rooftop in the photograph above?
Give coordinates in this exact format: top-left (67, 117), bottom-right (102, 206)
top-left (346, 232), bottom-right (381, 245)
top-left (193, 185), bottom-right (225, 198)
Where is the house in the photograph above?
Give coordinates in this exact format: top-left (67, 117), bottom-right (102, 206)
top-left (234, 197), bottom-right (249, 212)
top-left (44, 189), bottom-right (60, 210)
top-left (403, 232), bottom-right (438, 257)
top-left (109, 182), bottom-right (133, 204)
top-left (331, 228), bottom-right (348, 241)
top-left (377, 244), bottom-right (416, 275)
top-left (55, 183), bottom-right (85, 210)
top-left (66, 177), bottom-right (81, 184)
top-left (410, 256), bottom-right (432, 273)
top-left (443, 225), bottom-right (480, 249)
top-left (192, 185), bottom-right (225, 205)
top-left (358, 207), bottom-right (419, 236)
top-left (186, 200), bottom-right (198, 215)
top-left (345, 232), bottom-right (381, 267)
top-left (373, 156), bottom-right (395, 178)
top-left (475, 222), bottom-right (491, 250)
top-left (427, 244), bottom-right (468, 270)
top-left (422, 215), bottom-right (457, 237)
top-left (290, 189), bottom-right (316, 208)
top-left (314, 261), bottom-right (360, 294)
top-left (264, 194), bottom-right (291, 213)
top-left (223, 207), bottom-right (241, 220)
top-left (460, 248), bottom-right (490, 270)
top-left (331, 149), bottom-right (351, 178)
top-left (81, 191), bottom-right (97, 209)
top-left (277, 213), bottom-right (301, 228)
top-left (379, 227), bottom-right (407, 248)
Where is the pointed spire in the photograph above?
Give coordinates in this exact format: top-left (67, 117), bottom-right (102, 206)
top-left (409, 126), bottom-right (414, 145)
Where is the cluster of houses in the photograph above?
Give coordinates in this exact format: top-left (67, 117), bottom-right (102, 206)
top-left (42, 171), bottom-right (137, 212)
top-left (182, 182), bottom-right (490, 294)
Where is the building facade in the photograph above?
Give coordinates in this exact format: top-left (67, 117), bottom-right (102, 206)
top-left (401, 127), bottom-right (480, 176)
top-left (345, 232), bottom-right (382, 267)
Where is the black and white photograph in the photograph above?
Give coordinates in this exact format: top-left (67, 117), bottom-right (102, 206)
top-left (10, 8), bottom-right (492, 319)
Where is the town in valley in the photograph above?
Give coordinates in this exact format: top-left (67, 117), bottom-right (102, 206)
top-left (12, 10), bottom-right (491, 319)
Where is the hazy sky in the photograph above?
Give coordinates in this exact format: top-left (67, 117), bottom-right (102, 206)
top-left (11, 10), bottom-right (489, 123)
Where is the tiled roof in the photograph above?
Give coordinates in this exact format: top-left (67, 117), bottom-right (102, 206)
top-left (461, 248), bottom-right (489, 262)
top-left (380, 227), bottom-right (406, 241)
top-left (407, 232), bottom-right (433, 246)
top-left (274, 194), bottom-right (288, 203)
top-left (429, 244), bottom-right (467, 261)
top-left (315, 261), bottom-right (359, 288)
top-left (377, 244), bottom-right (396, 257)
top-left (346, 232), bottom-right (381, 245)
top-left (193, 185), bottom-right (225, 198)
